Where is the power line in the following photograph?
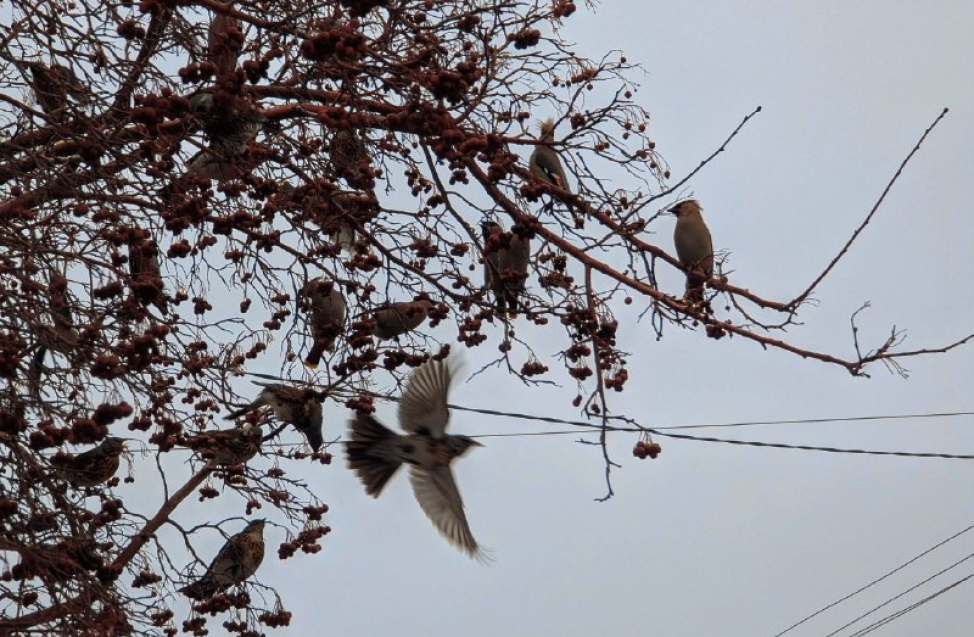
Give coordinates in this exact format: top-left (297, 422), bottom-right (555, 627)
top-left (454, 405), bottom-right (974, 460)
top-left (771, 524), bottom-right (974, 637)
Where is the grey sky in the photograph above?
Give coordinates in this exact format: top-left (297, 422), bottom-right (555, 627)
top-left (158, 3), bottom-right (974, 636)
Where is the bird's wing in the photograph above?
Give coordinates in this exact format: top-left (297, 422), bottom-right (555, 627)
top-left (409, 465), bottom-right (480, 558)
top-left (398, 358), bottom-right (454, 435)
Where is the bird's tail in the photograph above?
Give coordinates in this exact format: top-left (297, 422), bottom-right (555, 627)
top-left (179, 576), bottom-right (219, 601)
top-left (304, 339), bottom-right (327, 369)
top-left (346, 415), bottom-right (402, 497)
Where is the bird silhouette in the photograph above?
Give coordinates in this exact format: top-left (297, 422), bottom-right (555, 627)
top-left (347, 357), bottom-right (485, 558)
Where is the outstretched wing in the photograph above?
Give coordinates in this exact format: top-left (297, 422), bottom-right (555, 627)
top-left (408, 465), bottom-right (482, 559)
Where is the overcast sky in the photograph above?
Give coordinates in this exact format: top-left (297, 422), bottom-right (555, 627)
top-left (159, 3), bottom-right (974, 636)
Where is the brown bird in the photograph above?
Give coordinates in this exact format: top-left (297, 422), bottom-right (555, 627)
top-left (347, 357), bottom-right (485, 558)
top-left (329, 129), bottom-right (373, 191)
top-left (670, 199), bottom-right (714, 303)
top-left (192, 425), bottom-right (263, 466)
top-left (226, 384), bottom-right (323, 451)
top-left (528, 118), bottom-right (570, 193)
top-left (301, 278), bottom-right (347, 368)
top-left (51, 437), bottom-right (126, 488)
top-left (25, 61), bottom-right (90, 120)
top-left (128, 238), bottom-right (168, 314)
top-left (180, 519), bottom-right (266, 600)
top-left (370, 299), bottom-right (433, 340)
top-left (481, 221), bottom-right (531, 317)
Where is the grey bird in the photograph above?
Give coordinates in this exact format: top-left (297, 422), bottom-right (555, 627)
top-left (226, 384), bottom-right (323, 452)
top-left (528, 118), bottom-right (570, 194)
top-left (481, 221), bottom-right (531, 317)
top-left (370, 299), bottom-right (433, 340)
top-left (301, 278), bottom-right (346, 368)
top-left (180, 519), bottom-right (266, 600)
top-left (51, 437), bottom-right (126, 488)
top-left (128, 238), bottom-right (168, 314)
top-left (346, 357), bottom-right (485, 558)
top-left (670, 199), bottom-right (714, 303)
top-left (25, 61), bottom-right (90, 120)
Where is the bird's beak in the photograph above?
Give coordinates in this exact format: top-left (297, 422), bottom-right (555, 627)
top-left (472, 440), bottom-right (485, 448)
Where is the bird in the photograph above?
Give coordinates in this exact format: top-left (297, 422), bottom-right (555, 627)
top-left (329, 128), bottom-right (373, 191)
top-left (670, 199), bottom-right (714, 303)
top-left (192, 425), bottom-right (263, 466)
top-left (128, 238), bottom-right (168, 314)
top-left (51, 437), bottom-right (126, 488)
top-left (226, 384), bottom-right (323, 452)
top-left (180, 519), bottom-right (266, 601)
top-left (301, 278), bottom-right (346, 368)
top-left (29, 281), bottom-right (81, 395)
top-left (25, 61), bottom-right (90, 120)
top-left (481, 221), bottom-right (531, 317)
top-left (528, 118), bottom-right (570, 193)
top-left (369, 299), bottom-right (433, 340)
top-left (346, 356), bottom-right (485, 558)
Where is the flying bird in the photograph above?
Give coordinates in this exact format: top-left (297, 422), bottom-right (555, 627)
top-left (180, 519), bottom-right (266, 600)
top-left (346, 357), bottom-right (485, 558)
top-left (301, 278), bottom-right (346, 368)
top-left (51, 437), bottom-right (126, 488)
top-left (226, 383), bottom-right (323, 451)
top-left (482, 221), bottom-right (531, 317)
top-left (670, 199), bottom-right (714, 303)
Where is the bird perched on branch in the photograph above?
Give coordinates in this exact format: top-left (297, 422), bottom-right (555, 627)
top-left (51, 437), bottom-right (126, 488)
top-left (191, 425), bottom-right (263, 467)
top-left (482, 221), bottom-right (531, 318)
top-left (670, 199), bottom-right (714, 303)
top-left (301, 278), bottom-right (346, 368)
top-left (226, 384), bottom-right (323, 452)
top-left (29, 275), bottom-right (81, 396)
top-left (529, 118), bottom-right (571, 193)
top-left (180, 519), bottom-right (266, 600)
top-left (369, 299), bottom-right (433, 340)
top-left (25, 61), bottom-right (90, 120)
top-left (329, 128), bottom-right (374, 191)
top-left (128, 238), bottom-right (168, 314)
top-left (346, 357), bottom-right (485, 559)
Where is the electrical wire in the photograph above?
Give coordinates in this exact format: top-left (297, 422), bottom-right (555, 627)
top-left (771, 524), bottom-right (974, 637)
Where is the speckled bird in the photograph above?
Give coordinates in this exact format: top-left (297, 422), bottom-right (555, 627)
top-left (226, 384), bottom-right (323, 451)
top-left (180, 519), bottom-right (266, 600)
top-left (52, 437), bottom-right (126, 488)
top-left (347, 357), bottom-right (485, 559)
